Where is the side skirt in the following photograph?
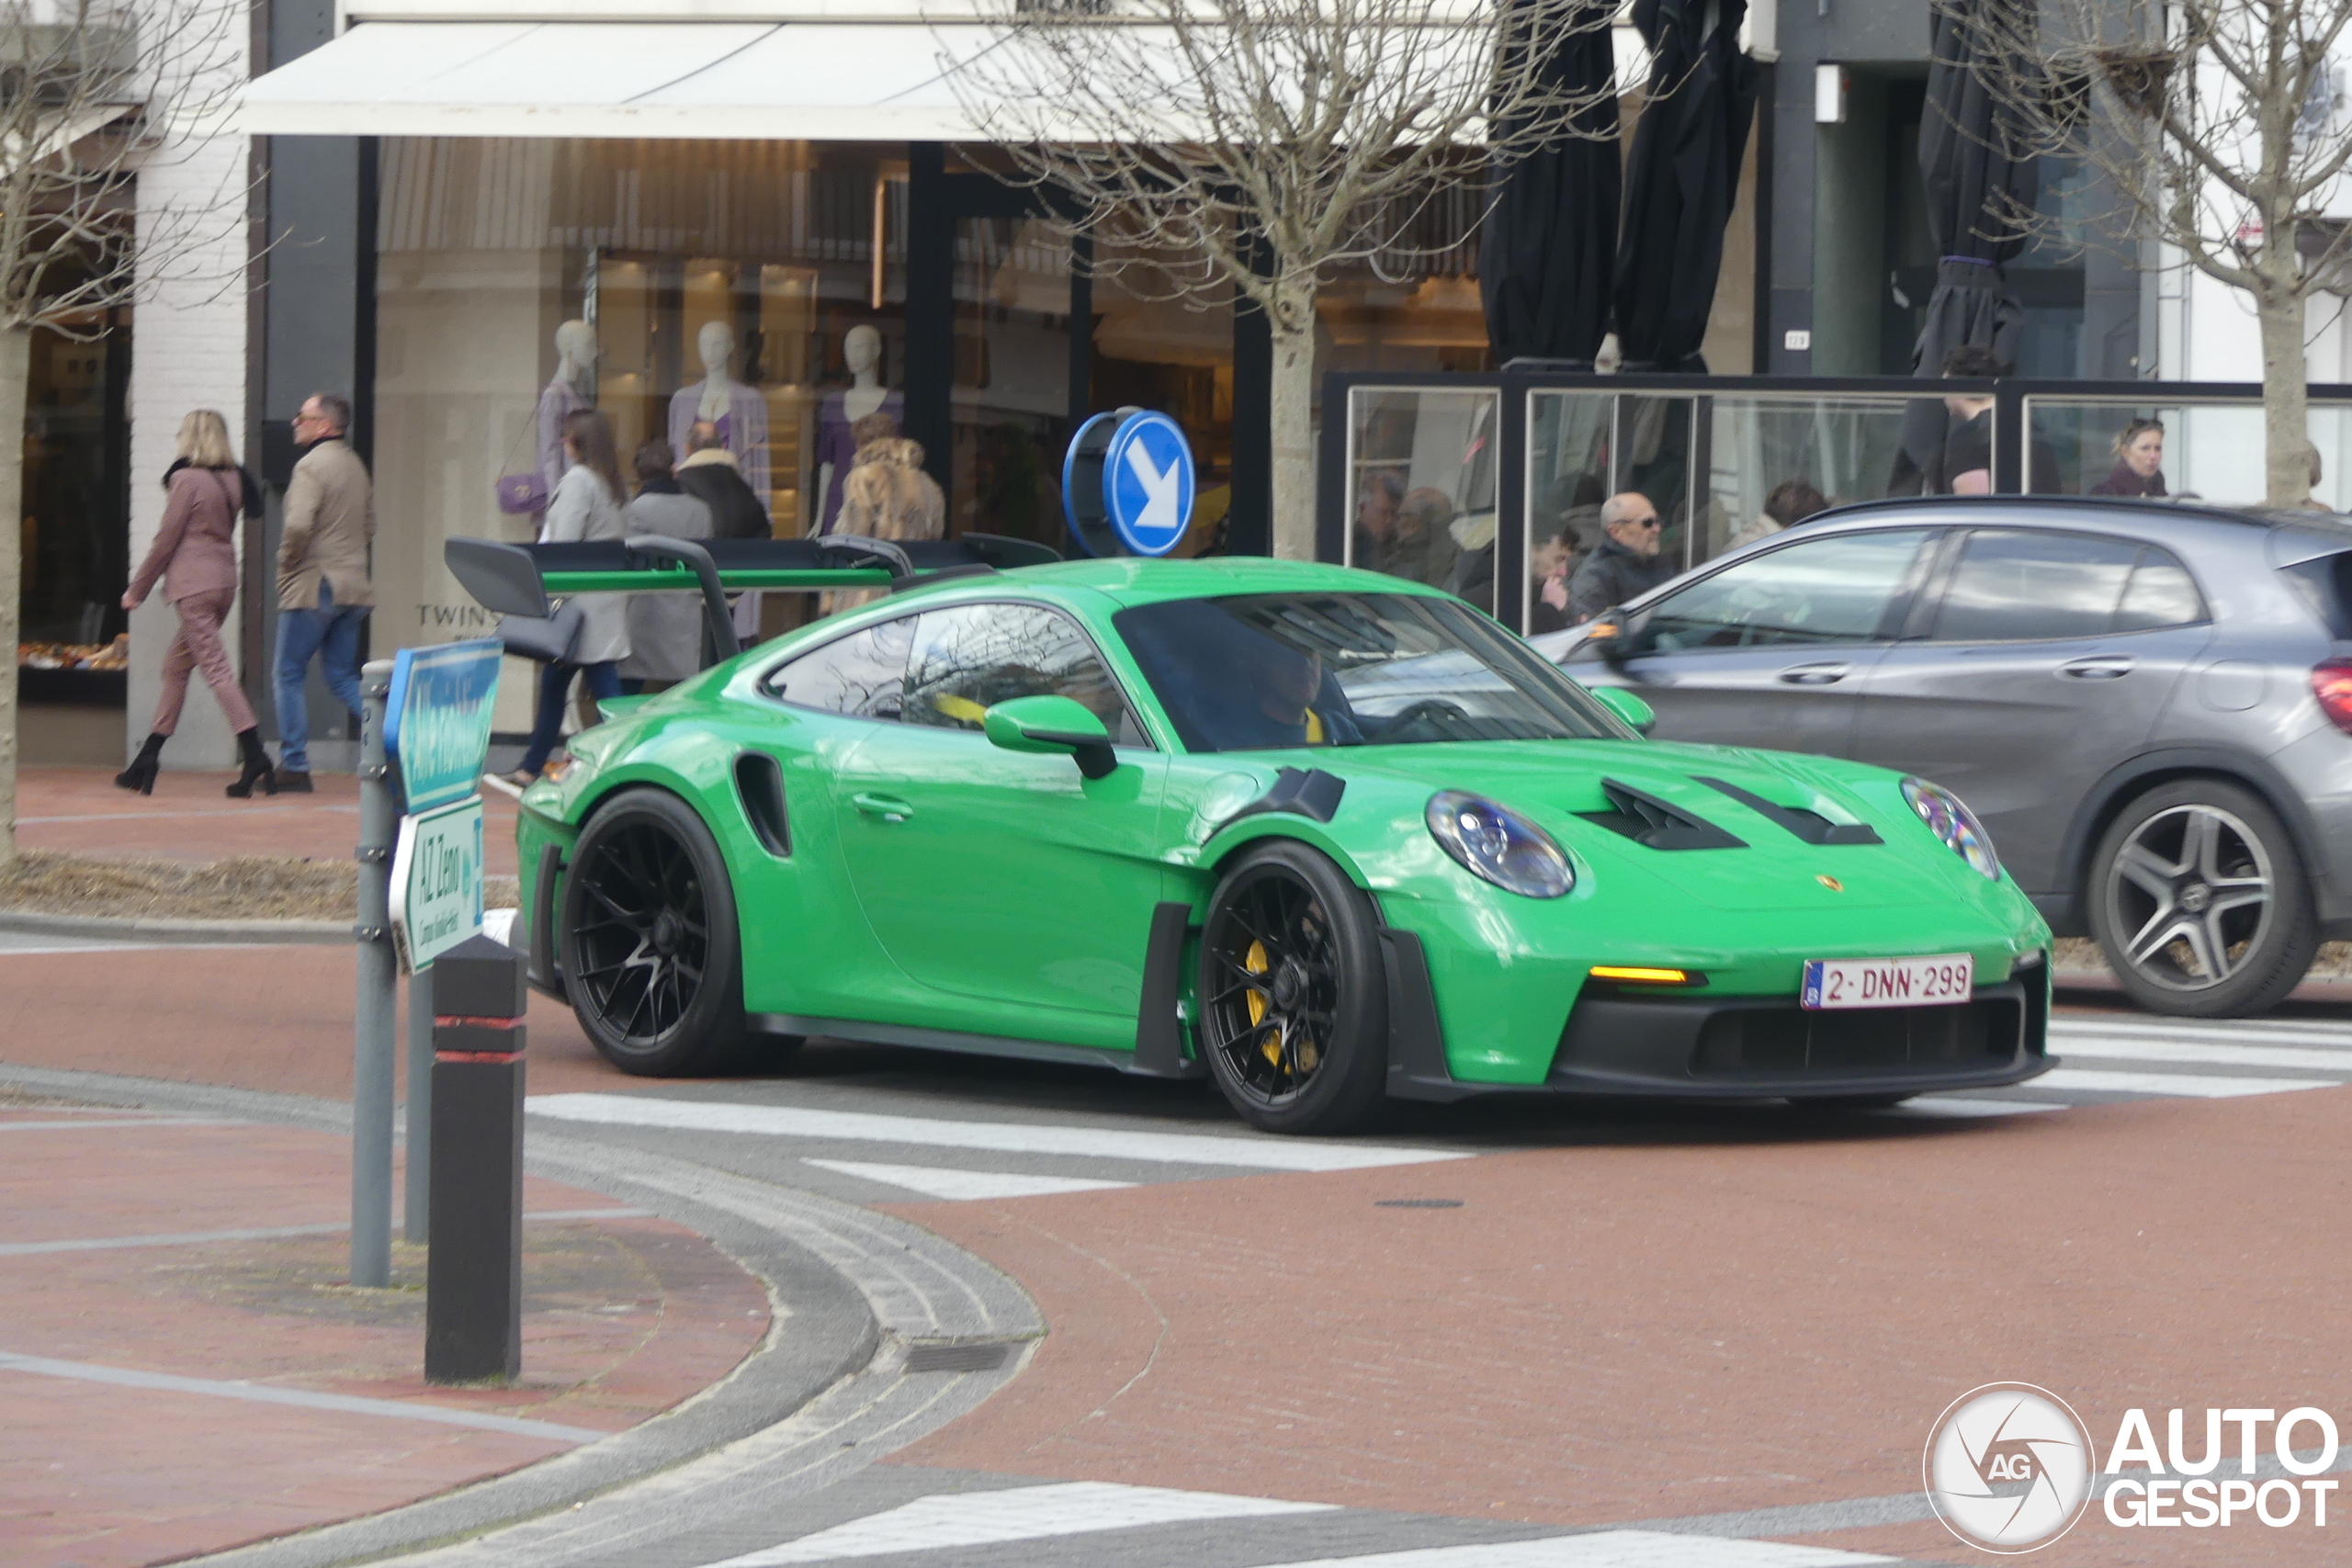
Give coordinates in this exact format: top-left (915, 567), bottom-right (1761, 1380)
top-left (751, 1014), bottom-right (1144, 1076)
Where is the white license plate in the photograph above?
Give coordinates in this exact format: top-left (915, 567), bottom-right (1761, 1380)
top-left (1801, 953), bottom-right (1973, 1010)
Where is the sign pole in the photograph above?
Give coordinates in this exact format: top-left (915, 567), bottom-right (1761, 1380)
top-left (353, 658), bottom-right (399, 1289)
top-left (403, 965), bottom-right (432, 1244)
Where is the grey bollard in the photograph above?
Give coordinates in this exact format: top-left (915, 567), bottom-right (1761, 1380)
top-left (424, 934), bottom-right (528, 1384)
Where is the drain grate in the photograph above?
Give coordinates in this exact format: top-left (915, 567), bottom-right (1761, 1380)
top-left (1374, 1199), bottom-right (1464, 1209)
top-left (904, 1341), bottom-right (1016, 1374)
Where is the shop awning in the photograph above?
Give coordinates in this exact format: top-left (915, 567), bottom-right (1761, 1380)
top-left (236, 21), bottom-right (1002, 141)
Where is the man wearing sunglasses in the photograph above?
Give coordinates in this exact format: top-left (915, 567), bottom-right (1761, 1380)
top-left (1567, 491), bottom-right (1671, 625)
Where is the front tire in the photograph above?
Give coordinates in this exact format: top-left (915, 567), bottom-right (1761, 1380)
top-left (1196, 840), bottom-right (1389, 1134)
top-left (2087, 779), bottom-right (2317, 1018)
top-left (560, 787), bottom-right (749, 1075)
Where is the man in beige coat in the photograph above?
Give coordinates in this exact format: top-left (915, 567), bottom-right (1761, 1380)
top-left (271, 392), bottom-right (375, 791)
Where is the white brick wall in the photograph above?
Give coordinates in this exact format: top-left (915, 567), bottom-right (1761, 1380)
top-left (123, 24), bottom-right (253, 770)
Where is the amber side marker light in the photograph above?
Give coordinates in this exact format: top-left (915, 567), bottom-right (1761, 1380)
top-left (1588, 964), bottom-right (1696, 985)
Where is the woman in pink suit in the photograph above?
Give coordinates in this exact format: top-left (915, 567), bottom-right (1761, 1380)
top-left (118, 409), bottom-right (275, 798)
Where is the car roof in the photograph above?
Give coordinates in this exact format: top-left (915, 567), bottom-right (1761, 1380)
top-left (899, 554), bottom-right (1451, 608)
top-left (1796, 493), bottom-right (2352, 552)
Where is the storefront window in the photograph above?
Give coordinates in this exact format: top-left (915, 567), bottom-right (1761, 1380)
top-left (1344, 387), bottom-right (1498, 614)
top-left (375, 138), bottom-right (910, 718)
top-left (953, 215), bottom-right (1071, 548)
top-left (2029, 396), bottom-right (2352, 508)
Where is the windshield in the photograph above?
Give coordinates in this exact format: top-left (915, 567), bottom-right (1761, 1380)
top-left (1114, 592), bottom-right (1624, 752)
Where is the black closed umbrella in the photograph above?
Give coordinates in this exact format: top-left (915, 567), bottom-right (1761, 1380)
top-left (1891, 0), bottom-right (2039, 491)
top-left (1479, 1), bottom-right (1622, 367)
top-left (1611, 0), bottom-right (1760, 373)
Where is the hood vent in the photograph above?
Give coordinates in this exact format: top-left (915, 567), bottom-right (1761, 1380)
top-left (1694, 776), bottom-right (1883, 846)
top-left (1577, 779), bottom-right (1747, 851)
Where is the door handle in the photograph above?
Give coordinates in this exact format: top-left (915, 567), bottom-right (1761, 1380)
top-left (852, 793), bottom-right (913, 823)
top-left (2060, 656), bottom-right (2134, 680)
top-left (1776, 662), bottom-right (1851, 685)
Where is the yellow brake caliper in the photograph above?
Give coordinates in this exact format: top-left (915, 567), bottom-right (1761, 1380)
top-left (1243, 940), bottom-right (1282, 1066)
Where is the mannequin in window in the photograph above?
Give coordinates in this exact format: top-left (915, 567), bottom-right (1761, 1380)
top-left (815, 324), bottom-right (902, 534)
top-left (537, 320), bottom-right (597, 501)
top-left (667, 321), bottom-right (771, 521)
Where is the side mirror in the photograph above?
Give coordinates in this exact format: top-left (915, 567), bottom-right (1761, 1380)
top-left (983, 694), bottom-right (1118, 780)
top-left (1591, 685), bottom-right (1656, 736)
top-left (1583, 608), bottom-right (1632, 671)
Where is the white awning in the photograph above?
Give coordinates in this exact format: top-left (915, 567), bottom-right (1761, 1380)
top-left (236, 21), bottom-right (998, 141)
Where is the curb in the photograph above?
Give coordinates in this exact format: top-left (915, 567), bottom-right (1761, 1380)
top-left (0, 1064), bottom-right (1039, 1568)
top-left (0, 907), bottom-right (351, 944)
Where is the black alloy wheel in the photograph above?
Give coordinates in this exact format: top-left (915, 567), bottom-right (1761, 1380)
top-left (1197, 840), bottom-right (1389, 1134)
top-left (560, 787), bottom-right (752, 1075)
top-left (2088, 778), bottom-right (2317, 1018)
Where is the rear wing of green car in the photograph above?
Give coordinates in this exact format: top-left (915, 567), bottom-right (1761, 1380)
top-left (444, 533), bottom-right (1061, 668)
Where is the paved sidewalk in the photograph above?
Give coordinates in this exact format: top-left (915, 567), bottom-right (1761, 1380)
top-left (0, 1093), bottom-right (768, 1568)
top-left (13, 767), bottom-right (522, 878)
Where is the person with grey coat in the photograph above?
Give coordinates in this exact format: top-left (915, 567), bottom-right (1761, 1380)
top-left (619, 441), bottom-right (716, 686)
top-left (511, 410), bottom-right (631, 783)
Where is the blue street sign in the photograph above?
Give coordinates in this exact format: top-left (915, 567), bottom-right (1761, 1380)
top-left (385, 639), bottom-right (502, 813)
top-left (1101, 411), bottom-right (1195, 556)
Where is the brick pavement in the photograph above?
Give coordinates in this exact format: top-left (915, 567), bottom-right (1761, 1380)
top-left (0, 1099), bottom-right (765, 1568)
top-left (885, 1085), bottom-right (2352, 1566)
top-left (13, 766), bottom-right (522, 878)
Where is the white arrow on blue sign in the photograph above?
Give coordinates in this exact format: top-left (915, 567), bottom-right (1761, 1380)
top-left (1102, 411), bottom-right (1195, 557)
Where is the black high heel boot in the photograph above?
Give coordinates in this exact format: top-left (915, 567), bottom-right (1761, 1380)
top-left (225, 728), bottom-right (278, 799)
top-left (115, 732), bottom-right (166, 795)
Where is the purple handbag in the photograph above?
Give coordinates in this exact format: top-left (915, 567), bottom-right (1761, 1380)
top-left (495, 470), bottom-right (548, 515)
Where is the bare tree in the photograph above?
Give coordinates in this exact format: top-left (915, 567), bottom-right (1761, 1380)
top-left (944, 0), bottom-right (1618, 558)
top-left (0, 0), bottom-right (247, 872)
top-left (1954, 0), bottom-right (2352, 506)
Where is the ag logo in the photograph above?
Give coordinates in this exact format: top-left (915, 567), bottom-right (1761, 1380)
top-left (1924, 1383), bottom-right (2095, 1553)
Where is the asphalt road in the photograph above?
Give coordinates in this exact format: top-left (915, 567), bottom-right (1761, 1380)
top-left (8, 931), bottom-right (2348, 1568)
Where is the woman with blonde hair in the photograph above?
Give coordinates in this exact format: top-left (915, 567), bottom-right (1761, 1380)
top-left (118, 409), bottom-right (274, 797)
top-left (820, 413), bottom-right (944, 615)
top-left (2088, 418), bottom-right (2166, 497)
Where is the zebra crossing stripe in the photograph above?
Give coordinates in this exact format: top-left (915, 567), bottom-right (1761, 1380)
top-left (2050, 1037), bottom-right (2352, 1074)
top-left (1213, 1529), bottom-right (1894, 1566)
top-left (2053, 1019), bottom-right (2352, 1049)
top-left (2035, 1066), bottom-right (2340, 1098)
top-left (700, 1482), bottom-right (1334, 1564)
top-left (801, 1158), bottom-right (1134, 1201)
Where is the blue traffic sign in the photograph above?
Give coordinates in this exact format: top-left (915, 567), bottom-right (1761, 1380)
top-left (1102, 412), bottom-right (1194, 556)
top-left (385, 639), bottom-right (502, 813)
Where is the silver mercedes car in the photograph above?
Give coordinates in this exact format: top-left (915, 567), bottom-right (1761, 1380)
top-left (1540, 496), bottom-right (2352, 1018)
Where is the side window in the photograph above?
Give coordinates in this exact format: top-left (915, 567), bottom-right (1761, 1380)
top-left (762, 616), bottom-right (915, 719)
top-left (902, 603), bottom-right (1148, 747)
top-left (1636, 528), bottom-right (1931, 654)
top-left (1930, 530), bottom-right (2143, 642)
top-left (2114, 548), bottom-right (2208, 632)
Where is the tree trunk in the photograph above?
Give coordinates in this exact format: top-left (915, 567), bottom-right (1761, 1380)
top-left (2257, 284), bottom-right (2312, 508)
top-left (1268, 309), bottom-right (1317, 560)
top-left (0, 326), bottom-right (28, 875)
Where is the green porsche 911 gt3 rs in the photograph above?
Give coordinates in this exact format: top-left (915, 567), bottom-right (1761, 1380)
top-left (487, 547), bottom-right (2053, 1134)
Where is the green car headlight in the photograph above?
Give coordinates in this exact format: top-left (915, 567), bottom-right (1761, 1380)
top-left (1902, 776), bottom-right (2000, 881)
top-left (1426, 791), bottom-right (1574, 898)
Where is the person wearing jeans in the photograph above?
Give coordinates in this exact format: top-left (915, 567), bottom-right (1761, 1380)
top-left (274, 577), bottom-right (368, 776)
top-left (273, 391), bottom-right (375, 789)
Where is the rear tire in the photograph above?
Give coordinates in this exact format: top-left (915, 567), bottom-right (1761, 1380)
top-left (2087, 778), bottom-right (2317, 1018)
top-left (560, 787), bottom-right (750, 1075)
top-left (1196, 840), bottom-right (1389, 1135)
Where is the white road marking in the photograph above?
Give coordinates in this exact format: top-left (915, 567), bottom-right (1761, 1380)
top-left (0, 1207), bottom-right (650, 1258)
top-left (2050, 1036), bottom-right (2352, 1074)
top-left (703, 1481), bottom-right (1335, 1565)
top-left (802, 1158), bottom-right (1134, 1201)
top-left (2034, 1066), bottom-right (2341, 1099)
top-left (1251, 1534), bottom-right (1890, 1566)
top-left (1894, 1098), bottom-right (2069, 1118)
top-left (0, 1117), bottom-right (247, 1133)
top-left (0, 1350), bottom-right (607, 1443)
top-left (2053, 1018), bottom-right (2352, 1050)
top-left (528, 1093), bottom-right (1471, 1172)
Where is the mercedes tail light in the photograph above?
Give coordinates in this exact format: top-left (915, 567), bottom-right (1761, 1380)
top-left (2313, 660), bottom-right (2352, 734)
